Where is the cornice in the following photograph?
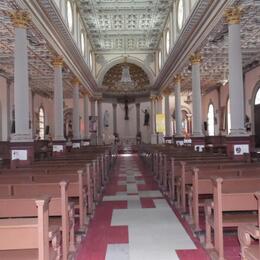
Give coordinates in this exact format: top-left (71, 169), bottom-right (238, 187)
top-left (17, 0), bottom-right (97, 95)
top-left (154, 0), bottom-right (236, 91)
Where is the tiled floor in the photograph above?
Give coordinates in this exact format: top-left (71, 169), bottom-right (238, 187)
top-left (76, 154), bottom-right (210, 260)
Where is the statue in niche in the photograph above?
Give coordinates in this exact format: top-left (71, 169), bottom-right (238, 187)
top-left (124, 99), bottom-right (129, 120)
top-left (142, 109), bottom-right (150, 126)
top-left (103, 110), bottom-right (109, 128)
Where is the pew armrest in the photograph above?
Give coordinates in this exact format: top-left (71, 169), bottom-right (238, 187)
top-left (238, 224), bottom-right (260, 260)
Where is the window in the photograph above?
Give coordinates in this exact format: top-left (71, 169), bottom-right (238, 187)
top-left (80, 31), bottom-right (85, 54)
top-left (207, 104), bottom-right (214, 136)
top-left (39, 107), bottom-right (45, 140)
top-left (166, 29), bottom-right (170, 55)
top-left (227, 98), bottom-right (231, 134)
top-left (177, 0), bottom-right (184, 31)
top-left (89, 51), bottom-right (93, 70)
top-left (158, 50), bottom-right (162, 70)
top-left (66, 0), bottom-right (73, 31)
top-left (255, 88), bottom-right (260, 105)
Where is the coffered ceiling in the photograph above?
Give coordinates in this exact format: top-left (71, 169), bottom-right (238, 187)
top-left (178, 0), bottom-right (260, 94)
top-left (76, 0), bottom-right (172, 51)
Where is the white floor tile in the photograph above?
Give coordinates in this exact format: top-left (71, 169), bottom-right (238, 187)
top-left (105, 244), bottom-right (129, 260)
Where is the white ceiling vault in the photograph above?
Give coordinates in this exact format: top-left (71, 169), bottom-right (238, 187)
top-left (76, 0), bottom-right (172, 51)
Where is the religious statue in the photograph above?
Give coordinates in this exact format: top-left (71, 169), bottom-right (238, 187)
top-left (124, 99), bottom-right (129, 120)
top-left (143, 109), bottom-right (150, 126)
top-left (103, 110), bottom-right (109, 128)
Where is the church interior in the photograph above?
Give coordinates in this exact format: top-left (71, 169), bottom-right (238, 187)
top-left (1, 0), bottom-right (260, 259)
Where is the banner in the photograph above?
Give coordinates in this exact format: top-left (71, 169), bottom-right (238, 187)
top-left (156, 113), bottom-right (165, 133)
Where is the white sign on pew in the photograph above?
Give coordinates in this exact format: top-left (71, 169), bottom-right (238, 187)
top-left (194, 145), bottom-right (205, 152)
top-left (82, 141), bottom-right (90, 146)
top-left (234, 144), bottom-right (249, 155)
top-left (176, 140), bottom-right (184, 146)
top-left (11, 150), bottom-right (27, 160)
top-left (72, 143), bottom-right (81, 148)
top-left (184, 139), bottom-right (192, 144)
top-left (53, 145), bottom-right (63, 152)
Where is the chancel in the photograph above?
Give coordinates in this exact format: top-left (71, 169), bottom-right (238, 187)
top-left (0, 0), bottom-right (260, 260)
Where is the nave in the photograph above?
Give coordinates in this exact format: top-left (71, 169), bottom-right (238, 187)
top-left (77, 153), bottom-right (209, 260)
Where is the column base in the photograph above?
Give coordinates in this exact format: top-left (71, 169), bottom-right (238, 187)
top-left (90, 132), bottom-right (97, 145)
top-left (151, 134), bottom-right (157, 144)
top-left (191, 136), bottom-right (206, 152)
top-left (10, 141), bottom-right (34, 169)
top-left (226, 135), bottom-right (253, 160)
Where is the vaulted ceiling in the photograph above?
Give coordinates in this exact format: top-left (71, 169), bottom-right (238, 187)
top-left (76, 0), bottom-right (172, 51)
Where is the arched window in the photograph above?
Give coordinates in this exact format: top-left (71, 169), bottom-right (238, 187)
top-left (158, 50), bottom-right (162, 70)
top-left (39, 107), bottom-right (45, 140)
top-left (66, 0), bottom-right (73, 32)
top-left (207, 104), bottom-right (214, 136)
top-left (89, 51), bottom-right (93, 70)
top-left (165, 29), bottom-right (170, 55)
top-left (80, 31), bottom-right (85, 55)
top-left (177, 0), bottom-right (184, 31)
top-left (255, 88), bottom-right (260, 105)
top-left (227, 98), bottom-right (231, 134)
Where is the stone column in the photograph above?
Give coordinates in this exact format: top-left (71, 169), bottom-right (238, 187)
top-left (97, 98), bottom-right (103, 144)
top-left (136, 103), bottom-right (141, 134)
top-left (112, 103), bottom-right (117, 134)
top-left (150, 96), bottom-right (156, 135)
top-left (52, 56), bottom-right (65, 141)
top-left (83, 93), bottom-right (89, 138)
top-left (190, 53), bottom-right (203, 137)
top-left (90, 97), bottom-right (96, 117)
top-left (225, 7), bottom-right (246, 136)
top-left (71, 78), bottom-right (80, 140)
top-left (175, 75), bottom-right (182, 137)
top-left (10, 10), bottom-right (32, 141)
top-left (163, 88), bottom-right (172, 137)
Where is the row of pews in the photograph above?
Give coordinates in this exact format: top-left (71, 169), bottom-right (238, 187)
top-left (140, 144), bottom-right (260, 260)
top-left (0, 145), bottom-right (117, 260)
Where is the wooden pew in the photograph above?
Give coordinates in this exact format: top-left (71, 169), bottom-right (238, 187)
top-left (238, 191), bottom-right (260, 260)
top-left (204, 177), bottom-right (260, 260)
top-left (8, 181), bottom-right (74, 259)
top-left (0, 196), bottom-right (60, 260)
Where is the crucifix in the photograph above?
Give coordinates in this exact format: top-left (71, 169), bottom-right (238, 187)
top-left (124, 99), bottom-right (129, 120)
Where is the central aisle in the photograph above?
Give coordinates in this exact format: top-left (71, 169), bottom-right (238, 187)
top-left (76, 154), bottom-right (209, 260)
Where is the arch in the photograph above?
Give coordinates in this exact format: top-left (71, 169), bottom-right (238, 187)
top-left (97, 56), bottom-right (156, 86)
top-left (251, 80), bottom-right (260, 144)
top-left (207, 103), bottom-right (215, 136)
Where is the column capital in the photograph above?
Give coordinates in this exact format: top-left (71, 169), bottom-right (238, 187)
top-left (89, 96), bottom-right (96, 102)
top-left (156, 95), bottom-right (163, 101)
top-left (190, 52), bottom-right (202, 65)
top-left (173, 74), bottom-right (183, 84)
top-left (112, 103), bottom-right (117, 108)
top-left (224, 6), bottom-right (242, 25)
top-left (10, 10), bottom-right (30, 28)
top-left (70, 77), bottom-right (80, 86)
top-left (150, 95), bottom-right (157, 101)
top-left (51, 56), bottom-right (63, 68)
top-left (163, 88), bottom-right (173, 96)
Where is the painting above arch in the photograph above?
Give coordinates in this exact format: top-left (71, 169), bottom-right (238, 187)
top-left (101, 62), bottom-right (152, 97)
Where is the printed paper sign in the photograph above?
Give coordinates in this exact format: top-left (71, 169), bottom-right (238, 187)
top-left (11, 150), bottom-right (27, 160)
top-left (72, 143), bottom-right (81, 148)
top-left (176, 140), bottom-right (184, 146)
top-left (53, 145), bottom-right (63, 152)
top-left (234, 144), bottom-right (249, 155)
top-left (184, 139), bottom-right (192, 144)
top-left (194, 145), bottom-right (205, 152)
top-left (82, 141), bottom-right (90, 146)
